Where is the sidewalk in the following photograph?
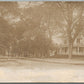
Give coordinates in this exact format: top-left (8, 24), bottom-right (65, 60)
top-left (29, 58), bottom-right (84, 65)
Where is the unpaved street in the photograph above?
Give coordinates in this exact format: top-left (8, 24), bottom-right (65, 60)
top-left (0, 58), bottom-right (84, 82)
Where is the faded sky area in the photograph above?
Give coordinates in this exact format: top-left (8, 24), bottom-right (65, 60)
top-left (18, 1), bottom-right (44, 8)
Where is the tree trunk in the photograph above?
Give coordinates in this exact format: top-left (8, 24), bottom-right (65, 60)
top-left (68, 43), bottom-right (73, 59)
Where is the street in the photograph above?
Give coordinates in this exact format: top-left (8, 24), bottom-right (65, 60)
top-left (0, 58), bottom-right (84, 82)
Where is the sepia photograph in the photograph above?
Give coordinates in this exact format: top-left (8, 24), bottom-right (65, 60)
top-left (0, 1), bottom-right (84, 82)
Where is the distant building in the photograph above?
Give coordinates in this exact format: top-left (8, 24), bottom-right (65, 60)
top-left (57, 35), bottom-right (84, 56)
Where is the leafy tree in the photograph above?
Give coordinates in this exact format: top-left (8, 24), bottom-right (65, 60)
top-left (57, 2), bottom-right (84, 58)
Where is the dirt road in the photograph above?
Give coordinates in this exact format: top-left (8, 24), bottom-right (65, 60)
top-left (0, 58), bottom-right (84, 82)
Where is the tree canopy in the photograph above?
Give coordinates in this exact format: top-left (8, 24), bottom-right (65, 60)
top-left (0, 2), bottom-right (84, 58)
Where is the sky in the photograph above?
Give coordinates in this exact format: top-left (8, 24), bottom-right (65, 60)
top-left (17, 1), bottom-right (44, 8)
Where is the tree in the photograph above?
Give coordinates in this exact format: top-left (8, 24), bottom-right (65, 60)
top-left (57, 2), bottom-right (84, 58)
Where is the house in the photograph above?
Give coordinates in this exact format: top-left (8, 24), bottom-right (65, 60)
top-left (57, 35), bottom-right (84, 56)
